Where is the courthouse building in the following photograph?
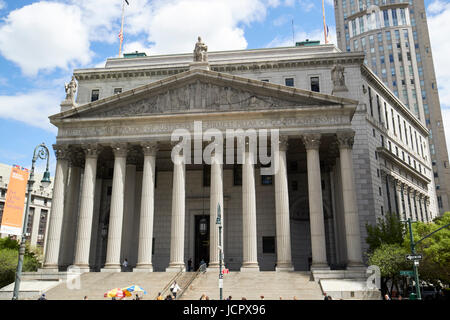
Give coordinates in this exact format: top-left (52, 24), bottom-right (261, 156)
top-left (41, 41), bottom-right (438, 273)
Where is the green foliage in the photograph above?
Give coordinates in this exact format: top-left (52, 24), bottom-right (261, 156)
top-left (0, 248), bottom-right (17, 289)
top-left (0, 237), bottom-right (20, 250)
top-left (366, 213), bottom-right (405, 252)
top-left (404, 212), bottom-right (450, 285)
top-left (367, 243), bottom-right (409, 278)
top-left (0, 238), bottom-right (42, 288)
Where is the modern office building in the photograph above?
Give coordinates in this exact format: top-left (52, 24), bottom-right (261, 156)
top-left (334, 0), bottom-right (450, 214)
top-left (0, 163), bottom-right (53, 249)
top-left (40, 42), bottom-right (438, 273)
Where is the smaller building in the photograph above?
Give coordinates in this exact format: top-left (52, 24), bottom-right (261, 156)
top-left (0, 163), bottom-right (54, 250)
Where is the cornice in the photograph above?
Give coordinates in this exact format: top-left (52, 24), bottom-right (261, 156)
top-left (377, 146), bottom-right (431, 185)
top-left (73, 52), bottom-right (365, 82)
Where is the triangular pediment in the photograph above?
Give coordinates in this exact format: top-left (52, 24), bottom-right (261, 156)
top-left (51, 69), bottom-right (357, 121)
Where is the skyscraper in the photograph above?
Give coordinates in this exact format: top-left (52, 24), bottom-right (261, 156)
top-left (334, 0), bottom-right (450, 214)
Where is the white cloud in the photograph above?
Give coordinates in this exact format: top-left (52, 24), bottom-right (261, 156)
top-left (427, 1), bottom-right (450, 157)
top-left (428, 0), bottom-right (450, 107)
top-left (273, 14), bottom-right (292, 27)
top-left (266, 25), bottom-right (336, 47)
top-left (143, 0), bottom-right (273, 55)
top-left (0, 90), bottom-right (60, 132)
top-left (0, 0), bottom-right (6, 11)
top-left (0, 2), bottom-right (92, 76)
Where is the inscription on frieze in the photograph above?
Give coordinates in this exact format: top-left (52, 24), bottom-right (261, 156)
top-left (58, 115), bottom-right (347, 138)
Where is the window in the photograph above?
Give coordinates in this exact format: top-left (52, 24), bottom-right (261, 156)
top-left (310, 77), bottom-right (320, 92)
top-left (114, 88), bottom-right (122, 94)
top-left (91, 89), bottom-right (99, 102)
top-left (262, 237), bottom-right (275, 254)
top-left (285, 78), bottom-right (294, 87)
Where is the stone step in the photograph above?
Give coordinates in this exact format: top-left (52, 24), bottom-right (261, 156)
top-left (179, 271), bottom-right (323, 300)
top-left (42, 272), bottom-right (180, 300)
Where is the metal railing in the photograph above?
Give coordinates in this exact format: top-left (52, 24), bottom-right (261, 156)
top-left (154, 266), bottom-right (184, 300)
top-left (176, 263), bottom-right (207, 300)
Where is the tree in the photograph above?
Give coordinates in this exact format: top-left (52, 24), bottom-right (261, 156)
top-left (403, 212), bottom-right (450, 287)
top-left (366, 213), bottom-right (405, 252)
top-left (367, 243), bottom-right (409, 296)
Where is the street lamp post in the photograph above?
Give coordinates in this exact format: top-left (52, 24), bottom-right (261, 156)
top-left (12, 143), bottom-right (51, 300)
top-left (406, 218), bottom-right (421, 300)
top-left (216, 203), bottom-right (223, 300)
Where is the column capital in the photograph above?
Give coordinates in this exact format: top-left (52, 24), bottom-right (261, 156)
top-left (278, 136), bottom-right (289, 152)
top-left (52, 144), bottom-right (70, 160)
top-left (302, 133), bottom-right (321, 150)
top-left (68, 149), bottom-right (85, 167)
top-left (395, 179), bottom-right (403, 189)
top-left (141, 142), bottom-right (158, 156)
top-left (127, 148), bottom-right (139, 165)
top-left (82, 144), bottom-right (102, 158)
top-left (111, 143), bottom-right (128, 157)
top-left (336, 130), bottom-right (355, 149)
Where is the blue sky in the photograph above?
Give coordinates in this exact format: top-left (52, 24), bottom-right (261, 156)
top-left (0, 0), bottom-right (449, 175)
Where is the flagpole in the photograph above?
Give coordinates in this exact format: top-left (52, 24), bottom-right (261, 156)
top-left (322, 0), bottom-right (328, 44)
top-left (119, 0), bottom-right (125, 57)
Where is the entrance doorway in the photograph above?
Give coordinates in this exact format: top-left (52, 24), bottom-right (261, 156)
top-left (194, 215), bottom-right (210, 270)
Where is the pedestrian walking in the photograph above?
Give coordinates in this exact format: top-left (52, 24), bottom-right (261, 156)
top-left (384, 293), bottom-right (391, 300)
top-left (323, 292), bottom-right (331, 300)
top-left (170, 281), bottom-right (181, 299)
top-left (165, 294), bottom-right (173, 300)
top-left (156, 292), bottom-right (164, 300)
top-left (38, 294), bottom-right (47, 300)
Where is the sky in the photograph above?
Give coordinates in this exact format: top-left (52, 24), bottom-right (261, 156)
top-left (0, 0), bottom-right (449, 176)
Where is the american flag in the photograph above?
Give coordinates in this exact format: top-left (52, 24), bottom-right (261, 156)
top-left (118, 30), bottom-right (123, 41)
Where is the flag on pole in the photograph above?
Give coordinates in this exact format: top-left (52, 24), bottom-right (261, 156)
top-left (124, 0), bottom-right (129, 5)
top-left (326, 25), bottom-right (331, 43)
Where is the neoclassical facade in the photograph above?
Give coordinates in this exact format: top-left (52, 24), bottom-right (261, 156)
top-left (42, 44), bottom-right (438, 272)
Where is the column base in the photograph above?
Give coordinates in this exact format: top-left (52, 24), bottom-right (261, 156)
top-left (240, 263), bottom-right (259, 272)
top-left (71, 265), bottom-right (91, 273)
top-left (39, 266), bottom-right (59, 273)
top-left (133, 264), bottom-right (153, 272)
top-left (101, 264), bottom-right (121, 272)
top-left (310, 263), bottom-right (330, 271)
top-left (276, 263), bottom-right (294, 272)
top-left (166, 264), bottom-right (186, 272)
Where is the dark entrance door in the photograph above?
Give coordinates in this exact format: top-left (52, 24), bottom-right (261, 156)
top-left (194, 215), bottom-right (210, 270)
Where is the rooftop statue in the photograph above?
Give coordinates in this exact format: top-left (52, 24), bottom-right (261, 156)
top-left (194, 36), bottom-right (208, 62)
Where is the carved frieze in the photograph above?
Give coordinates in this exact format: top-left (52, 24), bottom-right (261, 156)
top-left (77, 81), bottom-right (302, 119)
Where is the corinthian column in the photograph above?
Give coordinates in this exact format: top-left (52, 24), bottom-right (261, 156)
top-left (60, 155), bottom-right (82, 267)
top-left (43, 145), bottom-right (69, 271)
top-left (395, 180), bottom-right (404, 219)
top-left (134, 143), bottom-right (158, 272)
top-left (208, 147), bottom-right (224, 269)
top-left (73, 145), bottom-right (101, 272)
top-left (336, 131), bottom-right (363, 268)
top-left (101, 144), bottom-right (127, 272)
top-left (275, 136), bottom-right (293, 271)
top-left (241, 140), bottom-right (259, 272)
top-left (166, 147), bottom-right (186, 272)
top-left (303, 134), bottom-right (329, 270)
